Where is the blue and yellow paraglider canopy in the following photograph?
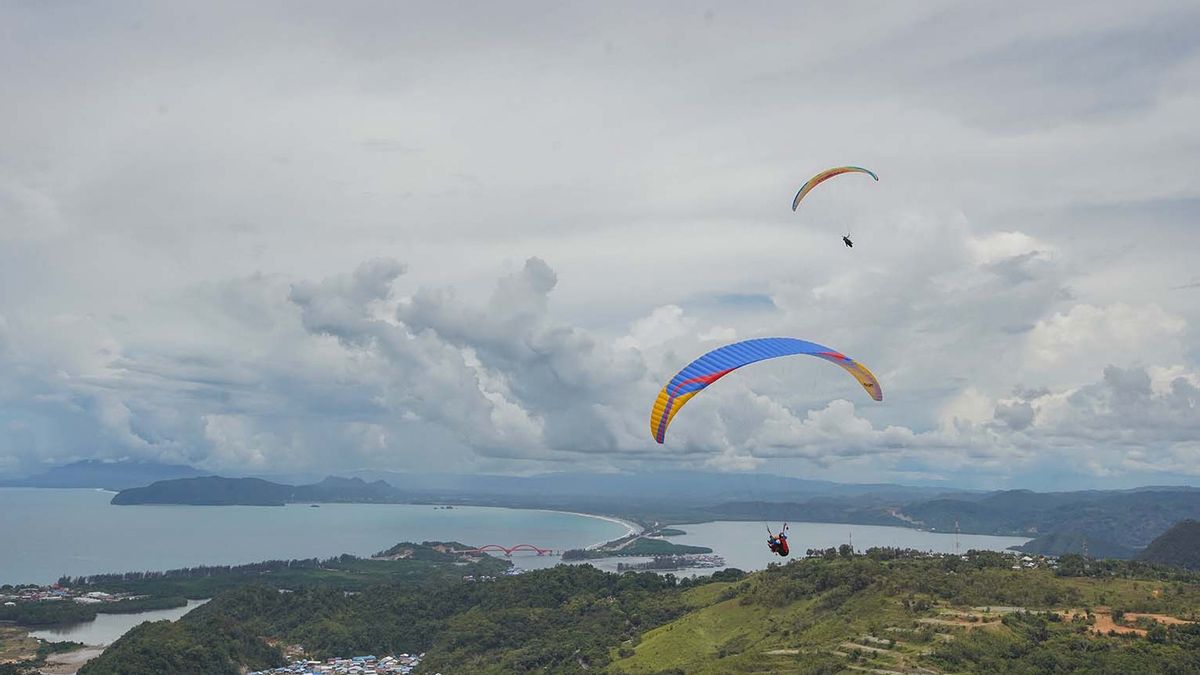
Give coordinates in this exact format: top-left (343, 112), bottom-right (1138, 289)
top-left (650, 337), bottom-right (882, 444)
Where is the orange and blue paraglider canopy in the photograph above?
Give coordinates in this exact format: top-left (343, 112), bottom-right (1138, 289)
top-left (650, 337), bottom-right (882, 444)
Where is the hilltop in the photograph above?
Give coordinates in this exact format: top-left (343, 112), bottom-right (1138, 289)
top-left (1138, 520), bottom-right (1200, 570)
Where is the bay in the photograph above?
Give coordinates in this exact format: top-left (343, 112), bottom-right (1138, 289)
top-left (0, 488), bottom-right (631, 585)
top-left (28, 599), bottom-right (210, 646)
top-left (2, 489), bottom-right (1030, 587)
top-left (666, 520), bottom-right (1030, 573)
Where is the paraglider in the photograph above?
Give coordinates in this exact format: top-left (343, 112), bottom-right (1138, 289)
top-left (649, 337), bottom-right (882, 444)
top-left (767, 524), bottom-right (790, 557)
top-left (842, 233), bottom-right (854, 248)
top-left (791, 166), bottom-right (878, 211)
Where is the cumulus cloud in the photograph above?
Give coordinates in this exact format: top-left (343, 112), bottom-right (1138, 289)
top-left (616, 305), bottom-right (695, 351)
top-left (1026, 303), bottom-right (1187, 377)
top-left (1, 2), bottom-right (1198, 488)
top-left (0, 247), bottom-right (1197, 486)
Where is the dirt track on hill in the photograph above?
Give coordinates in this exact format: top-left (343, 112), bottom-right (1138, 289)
top-left (1056, 607), bottom-right (1193, 636)
top-left (1126, 612), bottom-right (1194, 625)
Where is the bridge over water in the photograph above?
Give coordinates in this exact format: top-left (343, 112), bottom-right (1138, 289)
top-left (456, 544), bottom-right (557, 557)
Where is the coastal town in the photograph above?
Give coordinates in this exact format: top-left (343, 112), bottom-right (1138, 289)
top-left (616, 553), bottom-right (726, 572)
top-left (0, 583), bottom-right (141, 606)
top-left (250, 653), bottom-right (424, 675)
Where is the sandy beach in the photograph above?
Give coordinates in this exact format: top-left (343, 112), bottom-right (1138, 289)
top-left (553, 511), bottom-right (643, 548)
top-left (38, 646), bottom-right (104, 674)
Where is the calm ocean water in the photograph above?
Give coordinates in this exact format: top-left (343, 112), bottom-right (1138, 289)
top-left (668, 520), bottom-right (1030, 573)
top-left (0, 488), bottom-right (630, 585)
top-left (1, 489), bottom-right (1029, 588)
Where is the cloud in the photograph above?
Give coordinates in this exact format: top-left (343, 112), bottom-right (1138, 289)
top-left (397, 258), bottom-right (649, 455)
top-left (1026, 303), bottom-right (1187, 382)
top-left (617, 305), bottom-right (695, 351)
top-left (0, 246), bottom-right (1196, 487)
top-left (1, 2), bottom-right (1199, 489)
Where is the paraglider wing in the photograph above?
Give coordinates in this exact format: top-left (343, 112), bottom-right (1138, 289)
top-left (650, 337), bottom-right (882, 444)
top-left (791, 166), bottom-right (879, 211)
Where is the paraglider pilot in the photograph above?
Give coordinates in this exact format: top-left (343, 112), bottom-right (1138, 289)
top-left (767, 524), bottom-right (790, 557)
top-left (842, 234), bottom-right (854, 248)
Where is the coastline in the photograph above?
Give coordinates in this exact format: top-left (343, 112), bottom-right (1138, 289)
top-left (548, 510), bottom-right (644, 549)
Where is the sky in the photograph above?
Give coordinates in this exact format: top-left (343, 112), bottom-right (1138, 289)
top-left (1, 2), bottom-right (1198, 489)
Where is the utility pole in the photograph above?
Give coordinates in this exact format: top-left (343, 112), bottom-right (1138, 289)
top-left (955, 518), bottom-right (961, 556)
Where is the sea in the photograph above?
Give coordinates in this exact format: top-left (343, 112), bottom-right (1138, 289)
top-left (2, 488), bottom-right (1030, 587)
top-left (667, 520), bottom-right (1030, 573)
top-left (0, 488), bottom-right (631, 586)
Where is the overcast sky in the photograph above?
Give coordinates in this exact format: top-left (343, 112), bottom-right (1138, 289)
top-left (2, 2), bottom-right (1198, 489)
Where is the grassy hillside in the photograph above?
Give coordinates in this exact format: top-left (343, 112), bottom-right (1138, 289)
top-left (78, 548), bottom-right (1200, 675)
top-left (83, 565), bottom-right (702, 675)
top-left (611, 552), bottom-right (1200, 674)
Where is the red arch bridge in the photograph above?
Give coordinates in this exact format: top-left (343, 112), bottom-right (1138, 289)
top-left (457, 544), bottom-right (556, 556)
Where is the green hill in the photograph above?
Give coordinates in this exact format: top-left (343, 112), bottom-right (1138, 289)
top-left (1138, 520), bottom-right (1200, 570)
top-left (112, 476), bottom-right (294, 505)
top-left (81, 549), bottom-right (1200, 675)
top-left (612, 553), bottom-right (1200, 674)
top-left (1015, 530), bottom-right (1138, 559)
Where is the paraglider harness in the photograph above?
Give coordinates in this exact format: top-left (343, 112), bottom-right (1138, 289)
top-left (767, 524), bottom-right (790, 557)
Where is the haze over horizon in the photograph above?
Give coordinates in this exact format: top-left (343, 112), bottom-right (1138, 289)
top-left (3, 2), bottom-right (1199, 491)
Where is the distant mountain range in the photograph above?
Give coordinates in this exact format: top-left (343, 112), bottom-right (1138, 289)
top-left (107, 472), bottom-right (966, 512)
top-left (336, 469), bottom-right (965, 504)
top-left (905, 488), bottom-right (1200, 553)
top-left (105, 472), bottom-right (1200, 559)
top-left (708, 487), bottom-right (1200, 557)
top-left (0, 459), bottom-right (204, 490)
top-left (12, 460), bottom-right (1200, 560)
top-left (2, 462), bottom-right (961, 503)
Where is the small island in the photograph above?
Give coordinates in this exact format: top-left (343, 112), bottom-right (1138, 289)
top-left (561, 531), bottom-right (713, 562)
top-left (111, 476), bottom-right (403, 506)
